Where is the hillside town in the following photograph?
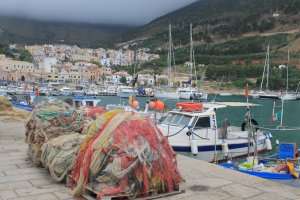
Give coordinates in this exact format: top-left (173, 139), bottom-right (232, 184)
top-left (0, 44), bottom-right (164, 86)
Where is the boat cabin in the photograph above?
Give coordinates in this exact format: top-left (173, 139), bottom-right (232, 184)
top-left (160, 108), bottom-right (215, 130)
top-left (73, 97), bottom-right (101, 107)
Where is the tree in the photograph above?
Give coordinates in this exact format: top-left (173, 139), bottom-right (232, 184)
top-left (157, 77), bottom-right (168, 86)
top-left (120, 76), bottom-right (127, 85)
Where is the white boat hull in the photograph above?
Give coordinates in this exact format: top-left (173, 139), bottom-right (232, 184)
top-left (179, 93), bottom-right (191, 99)
top-left (117, 91), bottom-right (136, 98)
top-left (174, 139), bottom-right (266, 162)
top-left (155, 91), bottom-right (179, 100)
top-left (193, 93), bottom-right (208, 100)
top-left (159, 123), bottom-right (268, 162)
top-left (280, 94), bottom-right (297, 101)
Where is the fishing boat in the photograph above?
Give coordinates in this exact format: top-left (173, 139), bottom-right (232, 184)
top-left (220, 143), bottom-right (300, 180)
top-left (60, 87), bottom-right (73, 96)
top-left (116, 86), bottom-right (138, 98)
top-left (73, 96), bottom-right (101, 107)
top-left (157, 102), bottom-right (272, 162)
top-left (11, 94), bottom-right (35, 111)
top-left (219, 162), bottom-right (299, 179)
top-left (73, 90), bottom-right (86, 96)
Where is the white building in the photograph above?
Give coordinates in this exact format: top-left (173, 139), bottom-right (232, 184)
top-left (39, 57), bottom-right (58, 73)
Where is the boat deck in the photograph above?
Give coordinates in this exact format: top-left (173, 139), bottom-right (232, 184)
top-left (0, 121), bottom-right (300, 200)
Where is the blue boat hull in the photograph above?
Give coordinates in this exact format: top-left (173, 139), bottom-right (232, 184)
top-left (12, 103), bottom-right (33, 111)
top-left (219, 163), bottom-right (295, 179)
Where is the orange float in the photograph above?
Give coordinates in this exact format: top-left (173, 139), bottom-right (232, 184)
top-left (155, 100), bottom-right (164, 110)
top-left (176, 102), bottom-right (203, 112)
top-left (149, 101), bottom-right (155, 108)
top-left (132, 101), bottom-right (139, 108)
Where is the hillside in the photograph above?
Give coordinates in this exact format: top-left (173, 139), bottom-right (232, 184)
top-left (0, 16), bottom-right (135, 48)
top-left (136, 0), bottom-right (300, 47)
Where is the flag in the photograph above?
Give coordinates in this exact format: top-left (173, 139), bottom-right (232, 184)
top-left (245, 84), bottom-right (249, 98)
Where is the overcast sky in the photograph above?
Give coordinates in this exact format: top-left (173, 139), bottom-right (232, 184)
top-left (0, 0), bottom-right (197, 25)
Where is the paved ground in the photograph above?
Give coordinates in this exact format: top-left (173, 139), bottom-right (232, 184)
top-left (1, 121), bottom-right (300, 200)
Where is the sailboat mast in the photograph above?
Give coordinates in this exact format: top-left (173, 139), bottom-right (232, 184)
top-left (286, 48), bottom-right (289, 93)
top-left (266, 45), bottom-right (270, 91)
top-left (260, 45), bottom-right (269, 91)
top-left (168, 23), bottom-right (172, 88)
top-left (190, 23), bottom-right (193, 89)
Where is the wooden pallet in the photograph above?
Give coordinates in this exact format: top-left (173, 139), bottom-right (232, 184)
top-left (82, 182), bottom-right (186, 200)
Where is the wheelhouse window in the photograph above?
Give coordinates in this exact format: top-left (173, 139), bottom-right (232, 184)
top-left (162, 113), bottom-right (192, 127)
top-left (86, 101), bottom-right (94, 106)
top-left (194, 117), bottom-right (211, 129)
top-left (75, 101), bottom-right (82, 107)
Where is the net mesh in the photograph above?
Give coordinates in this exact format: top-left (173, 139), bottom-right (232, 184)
top-left (70, 111), bottom-right (184, 198)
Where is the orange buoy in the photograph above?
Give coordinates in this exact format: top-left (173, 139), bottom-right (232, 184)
top-left (149, 101), bottom-right (155, 108)
top-left (155, 100), bottom-right (164, 110)
top-left (132, 101), bottom-right (139, 108)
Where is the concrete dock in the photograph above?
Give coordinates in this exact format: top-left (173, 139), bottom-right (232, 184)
top-left (0, 122), bottom-right (300, 200)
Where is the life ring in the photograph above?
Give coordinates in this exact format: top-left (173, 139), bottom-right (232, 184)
top-left (176, 102), bottom-right (203, 112)
top-left (241, 119), bottom-right (259, 131)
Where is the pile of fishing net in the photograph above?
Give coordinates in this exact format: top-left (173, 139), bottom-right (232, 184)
top-left (0, 96), bottom-right (30, 121)
top-left (41, 133), bottom-right (85, 182)
top-left (25, 100), bottom-right (84, 165)
top-left (0, 96), bottom-right (12, 111)
top-left (0, 109), bottom-right (30, 122)
top-left (39, 106), bottom-right (108, 181)
top-left (69, 111), bottom-right (184, 199)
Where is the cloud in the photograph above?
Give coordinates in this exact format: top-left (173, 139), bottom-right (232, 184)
top-left (0, 0), bottom-right (197, 25)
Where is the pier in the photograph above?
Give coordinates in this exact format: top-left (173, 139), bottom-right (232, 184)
top-left (0, 121), bottom-right (299, 200)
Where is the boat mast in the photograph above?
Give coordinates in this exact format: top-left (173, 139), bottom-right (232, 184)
top-left (286, 48), bottom-right (289, 93)
top-left (260, 45), bottom-right (269, 91)
top-left (266, 45), bottom-right (270, 91)
top-left (189, 23), bottom-right (193, 91)
top-left (280, 48), bottom-right (289, 128)
top-left (168, 23), bottom-right (172, 90)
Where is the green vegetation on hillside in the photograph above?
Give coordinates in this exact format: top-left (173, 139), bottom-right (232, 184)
top-left (0, 43), bottom-right (32, 62)
top-left (138, 0), bottom-right (300, 46)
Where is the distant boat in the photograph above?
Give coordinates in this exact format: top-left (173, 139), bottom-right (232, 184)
top-left (279, 49), bottom-right (297, 101)
top-left (155, 23), bottom-right (179, 100)
top-left (219, 92), bottom-right (232, 96)
top-left (73, 96), bottom-right (101, 107)
top-left (60, 87), bottom-right (73, 96)
top-left (116, 86), bottom-right (138, 98)
top-left (177, 23), bottom-right (207, 101)
top-left (254, 45), bottom-right (280, 100)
